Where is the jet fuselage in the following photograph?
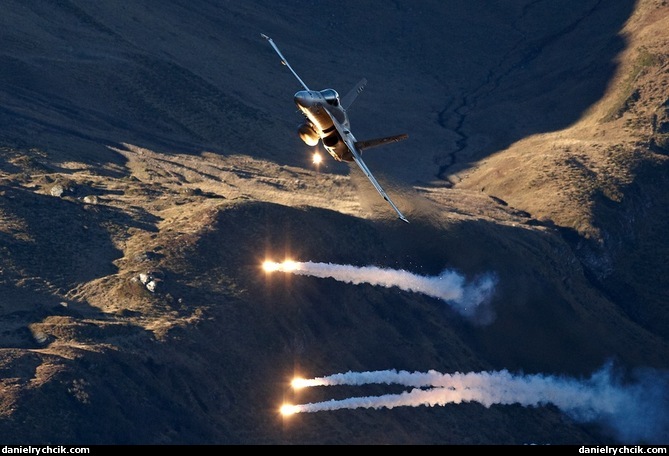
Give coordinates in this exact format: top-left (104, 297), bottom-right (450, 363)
top-left (294, 89), bottom-right (354, 162)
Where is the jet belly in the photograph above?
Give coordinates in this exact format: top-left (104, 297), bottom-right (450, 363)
top-left (295, 91), bottom-right (350, 161)
top-left (294, 91), bottom-right (332, 132)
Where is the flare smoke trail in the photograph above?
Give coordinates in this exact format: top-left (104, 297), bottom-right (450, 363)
top-left (285, 363), bottom-right (669, 444)
top-left (264, 260), bottom-right (497, 321)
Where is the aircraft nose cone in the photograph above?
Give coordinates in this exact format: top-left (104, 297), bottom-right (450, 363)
top-left (294, 90), bottom-right (313, 107)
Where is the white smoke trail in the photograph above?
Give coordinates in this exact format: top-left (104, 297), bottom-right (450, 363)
top-left (264, 260), bottom-right (498, 321)
top-left (285, 363), bottom-right (669, 444)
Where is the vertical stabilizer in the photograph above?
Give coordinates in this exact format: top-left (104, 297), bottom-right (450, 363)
top-left (341, 78), bottom-right (367, 110)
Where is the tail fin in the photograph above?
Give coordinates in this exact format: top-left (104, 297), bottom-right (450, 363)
top-left (355, 133), bottom-right (408, 151)
top-left (341, 78), bottom-right (367, 110)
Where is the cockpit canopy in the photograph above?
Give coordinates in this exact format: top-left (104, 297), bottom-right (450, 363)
top-left (320, 89), bottom-right (340, 107)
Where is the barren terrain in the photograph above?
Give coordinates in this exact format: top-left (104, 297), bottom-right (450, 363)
top-left (1, 0), bottom-right (668, 445)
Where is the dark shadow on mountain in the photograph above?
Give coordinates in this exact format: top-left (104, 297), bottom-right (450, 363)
top-left (0, 183), bottom-right (158, 290)
top-left (369, 213), bottom-right (669, 375)
top-left (575, 158), bottom-right (669, 341)
top-left (0, 281), bottom-right (136, 350)
top-left (168, 200), bottom-right (669, 378)
top-left (0, 1), bottom-right (638, 180)
top-left (0, 329), bottom-right (205, 445)
top-left (433, 0), bottom-right (638, 180)
top-left (137, 200), bottom-right (606, 444)
top-left (1, 198), bottom-right (664, 444)
top-left (0, 182), bottom-right (163, 348)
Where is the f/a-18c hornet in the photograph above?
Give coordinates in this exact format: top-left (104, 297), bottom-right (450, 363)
top-left (262, 34), bottom-right (409, 223)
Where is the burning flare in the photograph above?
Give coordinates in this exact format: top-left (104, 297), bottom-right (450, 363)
top-left (263, 259), bottom-right (300, 273)
top-left (262, 259), bottom-right (497, 323)
top-left (263, 260), bottom-right (280, 272)
top-left (280, 404), bottom-right (300, 416)
top-left (292, 377), bottom-right (323, 389)
top-left (282, 364), bottom-right (669, 444)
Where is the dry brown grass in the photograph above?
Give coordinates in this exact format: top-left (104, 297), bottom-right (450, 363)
top-left (0, 0), bottom-right (668, 445)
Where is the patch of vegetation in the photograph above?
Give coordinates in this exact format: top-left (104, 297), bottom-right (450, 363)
top-left (602, 47), bottom-right (661, 122)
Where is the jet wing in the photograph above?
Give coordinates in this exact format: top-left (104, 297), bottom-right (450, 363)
top-left (351, 148), bottom-right (409, 223)
top-left (328, 116), bottom-right (409, 223)
top-left (261, 34), bottom-right (310, 91)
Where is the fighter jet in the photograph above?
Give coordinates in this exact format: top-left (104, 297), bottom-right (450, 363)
top-left (261, 34), bottom-right (409, 223)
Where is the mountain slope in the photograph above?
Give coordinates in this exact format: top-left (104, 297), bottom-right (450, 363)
top-left (0, 0), bottom-right (668, 445)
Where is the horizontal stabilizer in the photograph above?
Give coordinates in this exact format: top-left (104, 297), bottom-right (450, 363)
top-left (355, 134), bottom-right (408, 151)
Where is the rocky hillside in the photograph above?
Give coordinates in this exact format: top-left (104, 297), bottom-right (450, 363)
top-left (0, 0), bottom-right (668, 445)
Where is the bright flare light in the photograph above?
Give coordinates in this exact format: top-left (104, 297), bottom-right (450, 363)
top-left (262, 260), bottom-right (301, 273)
top-left (282, 260), bottom-right (299, 272)
top-left (312, 152), bottom-right (322, 165)
top-left (263, 260), bottom-right (280, 272)
top-left (280, 404), bottom-right (300, 416)
top-left (291, 377), bottom-right (322, 389)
